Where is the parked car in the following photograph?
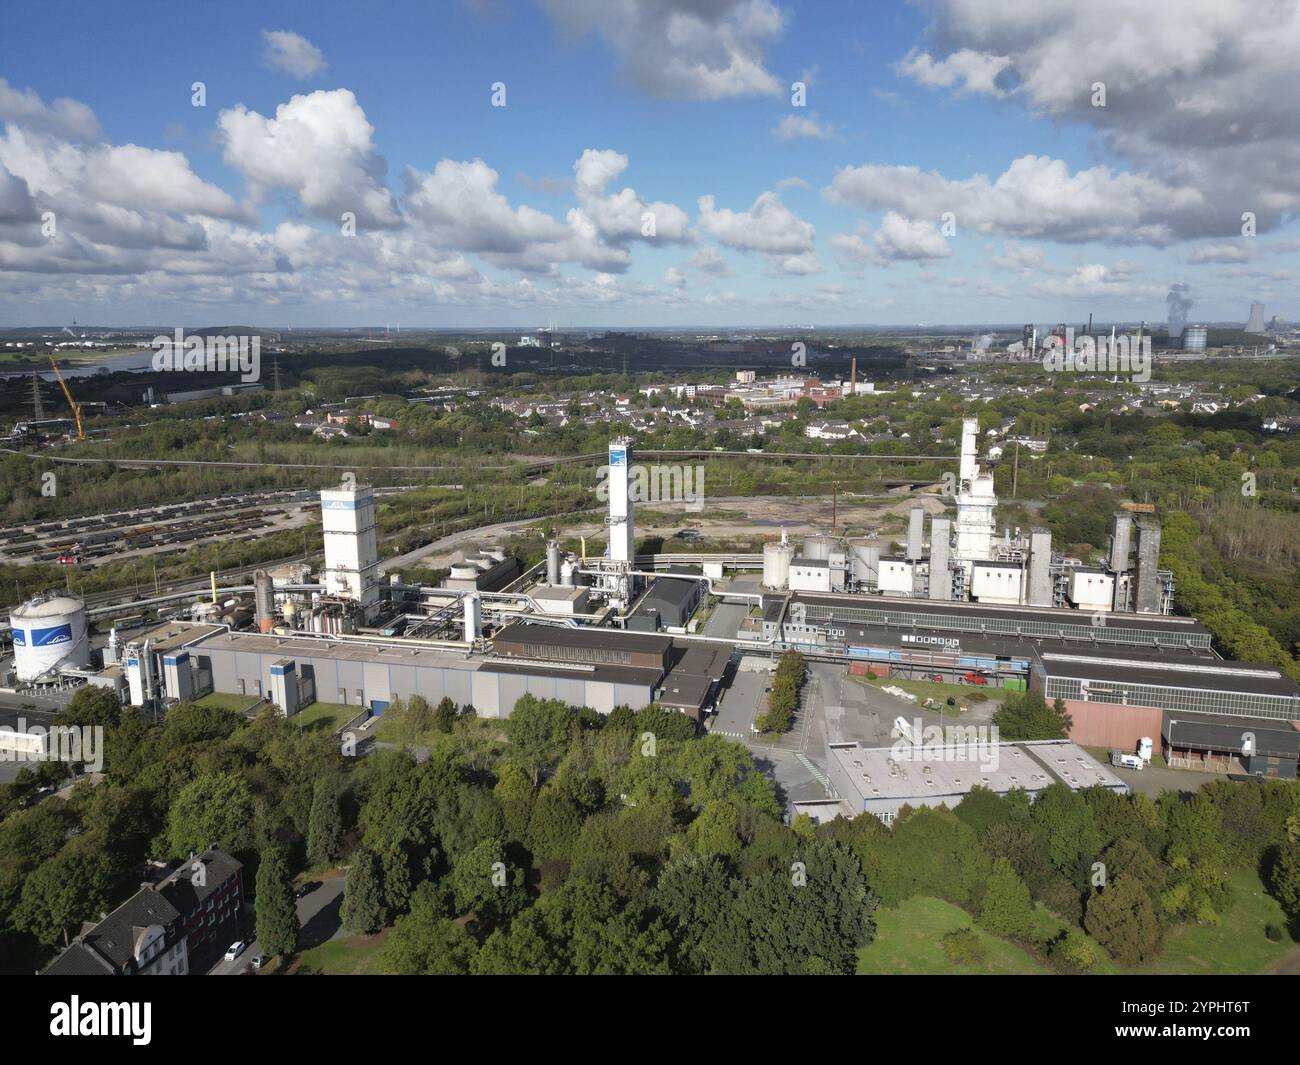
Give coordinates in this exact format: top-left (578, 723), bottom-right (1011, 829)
top-left (294, 881), bottom-right (320, 900)
top-left (961, 672), bottom-right (989, 686)
top-left (250, 954), bottom-right (267, 969)
top-left (224, 940), bottom-right (246, 962)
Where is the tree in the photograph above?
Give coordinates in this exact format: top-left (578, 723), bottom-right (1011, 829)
top-left (1271, 839), bottom-right (1300, 918)
top-left (165, 772), bottom-right (255, 857)
top-left (254, 846), bottom-right (298, 957)
top-left (993, 691), bottom-right (1073, 741)
top-left (13, 838), bottom-right (114, 947)
top-left (977, 858), bottom-right (1036, 940)
top-left (1051, 928), bottom-right (1099, 973)
top-left (385, 884), bottom-right (476, 975)
top-left (341, 850), bottom-right (388, 934)
top-left (54, 685), bottom-right (122, 729)
top-left (1084, 876), bottom-right (1162, 966)
top-left (433, 697), bottom-right (458, 734)
top-left (448, 837), bottom-right (528, 921)
top-left (505, 696), bottom-right (576, 786)
top-left (306, 779), bottom-right (342, 869)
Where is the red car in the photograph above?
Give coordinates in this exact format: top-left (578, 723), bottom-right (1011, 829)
top-left (961, 672), bottom-right (989, 686)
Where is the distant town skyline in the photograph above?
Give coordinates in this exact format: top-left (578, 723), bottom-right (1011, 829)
top-left (1, 0), bottom-right (1297, 329)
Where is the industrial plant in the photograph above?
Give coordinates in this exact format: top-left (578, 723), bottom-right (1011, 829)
top-left (1, 431), bottom-right (1296, 770)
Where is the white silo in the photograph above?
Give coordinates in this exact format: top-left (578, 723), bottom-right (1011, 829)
top-left (9, 594), bottom-right (91, 682)
top-left (801, 535), bottom-right (837, 561)
top-left (762, 538), bottom-right (794, 590)
top-left (849, 538), bottom-right (882, 588)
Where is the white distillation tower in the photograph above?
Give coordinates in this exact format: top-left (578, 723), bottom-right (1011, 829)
top-left (953, 417), bottom-right (996, 587)
top-left (598, 437), bottom-right (636, 609)
top-left (319, 482), bottom-right (381, 624)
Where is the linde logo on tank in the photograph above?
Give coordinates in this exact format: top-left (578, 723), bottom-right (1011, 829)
top-left (150, 328), bottom-right (261, 382)
top-left (12, 622), bottom-right (72, 646)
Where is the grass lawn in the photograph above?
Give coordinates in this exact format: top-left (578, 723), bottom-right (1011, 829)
top-left (290, 701), bottom-right (356, 734)
top-left (290, 931), bottom-right (390, 975)
top-left (848, 672), bottom-right (991, 715)
top-left (1133, 869), bottom-right (1295, 975)
top-left (194, 692), bottom-right (264, 714)
top-left (857, 896), bottom-right (1050, 974)
top-left (859, 870), bottom-right (1292, 976)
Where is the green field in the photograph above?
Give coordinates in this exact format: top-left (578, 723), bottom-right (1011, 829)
top-left (291, 701), bottom-right (356, 734)
top-left (194, 692), bottom-right (264, 714)
top-left (859, 869), bottom-right (1292, 976)
top-left (1136, 869), bottom-right (1294, 975)
top-left (291, 932), bottom-right (390, 975)
top-left (857, 896), bottom-right (1049, 974)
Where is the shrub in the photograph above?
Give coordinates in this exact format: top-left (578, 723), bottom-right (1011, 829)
top-left (941, 927), bottom-right (986, 966)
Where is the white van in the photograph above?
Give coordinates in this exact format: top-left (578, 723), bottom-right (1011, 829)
top-left (1111, 751), bottom-right (1143, 770)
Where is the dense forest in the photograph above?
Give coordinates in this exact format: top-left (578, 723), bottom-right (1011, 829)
top-left (3, 686), bottom-right (1298, 975)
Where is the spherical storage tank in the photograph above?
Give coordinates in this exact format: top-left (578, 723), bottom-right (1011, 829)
top-left (9, 594), bottom-right (91, 682)
top-left (762, 540), bottom-right (794, 590)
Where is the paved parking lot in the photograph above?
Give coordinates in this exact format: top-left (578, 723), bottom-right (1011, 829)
top-left (209, 875), bottom-right (345, 975)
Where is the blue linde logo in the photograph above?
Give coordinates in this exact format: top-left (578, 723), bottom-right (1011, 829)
top-left (321, 498), bottom-right (360, 510)
top-left (16, 624), bottom-right (72, 648)
top-left (609, 448), bottom-right (627, 466)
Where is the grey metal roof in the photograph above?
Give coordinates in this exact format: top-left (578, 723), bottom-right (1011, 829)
top-left (1162, 712), bottom-right (1300, 757)
top-left (1041, 651), bottom-right (1300, 699)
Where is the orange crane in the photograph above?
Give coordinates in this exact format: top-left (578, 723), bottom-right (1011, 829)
top-left (46, 355), bottom-right (85, 441)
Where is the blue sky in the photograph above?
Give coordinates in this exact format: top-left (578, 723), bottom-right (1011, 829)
top-left (0, 0), bottom-right (1296, 328)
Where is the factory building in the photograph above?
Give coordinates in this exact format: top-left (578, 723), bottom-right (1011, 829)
top-left (758, 591), bottom-right (1210, 657)
top-left (825, 739), bottom-right (1128, 824)
top-left (183, 620), bottom-right (729, 721)
top-left (627, 571), bottom-right (704, 632)
top-left (1033, 649), bottom-right (1300, 751)
top-left (1162, 713), bottom-right (1298, 779)
top-left (760, 419), bottom-right (1173, 615)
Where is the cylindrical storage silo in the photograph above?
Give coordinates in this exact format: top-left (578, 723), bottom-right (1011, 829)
top-left (10, 594), bottom-right (91, 682)
top-left (762, 540), bottom-right (794, 589)
top-left (849, 538), bottom-right (881, 588)
top-left (546, 541), bottom-right (561, 586)
top-left (801, 535), bottom-right (836, 561)
top-left (254, 569), bottom-right (275, 633)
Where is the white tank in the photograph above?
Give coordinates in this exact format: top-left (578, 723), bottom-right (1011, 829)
top-left (560, 559), bottom-right (578, 586)
top-left (849, 538), bottom-right (881, 586)
top-left (801, 535), bottom-right (837, 561)
top-left (10, 594), bottom-right (91, 682)
top-left (450, 563), bottom-right (480, 581)
top-left (762, 540), bottom-right (794, 589)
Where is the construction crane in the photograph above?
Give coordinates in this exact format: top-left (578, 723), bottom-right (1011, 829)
top-left (46, 355), bottom-right (85, 441)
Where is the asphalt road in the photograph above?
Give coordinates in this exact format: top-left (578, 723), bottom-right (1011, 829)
top-left (208, 875), bottom-right (345, 975)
